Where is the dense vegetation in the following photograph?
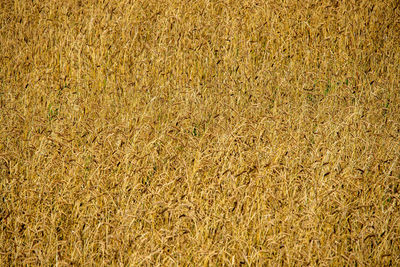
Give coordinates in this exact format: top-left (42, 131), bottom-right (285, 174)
top-left (1, 0), bottom-right (399, 265)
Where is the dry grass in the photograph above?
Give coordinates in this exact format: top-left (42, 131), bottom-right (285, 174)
top-left (1, 0), bottom-right (400, 265)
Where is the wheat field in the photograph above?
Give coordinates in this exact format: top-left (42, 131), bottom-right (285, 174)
top-left (1, 0), bottom-right (400, 265)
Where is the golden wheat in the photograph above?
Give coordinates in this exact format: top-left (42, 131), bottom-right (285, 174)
top-left (1, 0), bottom-right (399, 265)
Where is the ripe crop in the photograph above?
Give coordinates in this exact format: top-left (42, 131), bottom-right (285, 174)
top-left (1, 0), bottom-right (399, 265)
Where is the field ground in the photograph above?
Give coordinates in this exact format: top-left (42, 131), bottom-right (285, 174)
top-left (1, 0), bottom-right (400, 265)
